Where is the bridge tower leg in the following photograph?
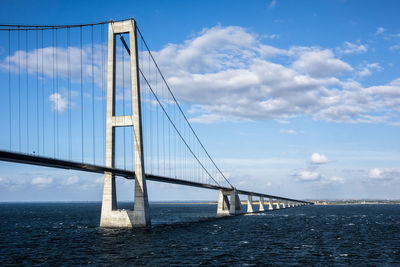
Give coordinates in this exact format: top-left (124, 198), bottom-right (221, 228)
top-left (100, 19), bottom-right (150, 228)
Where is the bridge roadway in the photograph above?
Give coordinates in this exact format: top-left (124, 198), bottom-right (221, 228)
top-left (0, 150), bottom-right (312, 204)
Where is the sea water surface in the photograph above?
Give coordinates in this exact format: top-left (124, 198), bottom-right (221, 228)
top-left (0, 203), bottom-right (399, 266)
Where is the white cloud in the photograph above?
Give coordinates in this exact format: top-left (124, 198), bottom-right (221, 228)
top-left (292, 48), bottom-right (353, 77)
top-left (0, 176), bottom-right (27, 189)
top-left (2, 25), bottom-right (400, 126)
top-left (323, 176), bottom-right (345, 184)
top-left (340, 41), bottom-right (367, 54)
top-left (368, 168), bottom-right (400, 180)
top-left (293, 170), bottom-right (322, 182)
top-left (31, 177), bottom-right (53, 186)
top-left (357, 63), bottom-right (382, 77)
top-left (63, 176), bottom-right (79, 185)
top-left (149, 26), bottom-right (400, 125)
top-left (49, 93), bottom-right (68, 113)
top-left (310, 153), bottom-right (330, 164)
top-left (0, 45), bottom-right (106, 86)
top-left (376, 27), bottom-right (385, 35)
top-left (269, 0), bottom-right (277, 9)
top-left (264, 34), bottom-right (280, 39)
top-left (280, 129), bottom-right (298, 134)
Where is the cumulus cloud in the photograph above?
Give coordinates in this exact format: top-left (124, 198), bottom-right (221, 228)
top-left (145, 25), bottom-right (400, 125)
top-left (31, 177), bottom-right (53, 186)
top-left (0, 45), bottom-right (106, 86)
top-left (368, 168), bottom-right (400, 180)
top-left (357, 63), bottom-right (382, 77)
top-left (309, 153), bottom-right (330, 164)
top-left (292, 170), bottom-right (322, 182)
top-left (2, 25), bottom-right (400, 126)
top-left (340, 41), bottom-right (367, 54)
top-left (49, 93), bottom-right (68, 113)
top-left (292, 48), bottom-right (353, 77)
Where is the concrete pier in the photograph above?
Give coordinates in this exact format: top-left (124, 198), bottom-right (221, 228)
top-left (230, 190), bottom-right (242, 215)
top-left (259, 197), bottom-right (265, 211)
top-left (275, 199), bottom-right (281, 209)
top-left (247, 195), bottom-right (254, 213)
top-left (217, 190), bottom-right (230, 216)
top-left (217, 189), bottom-right (242, 216)
top-left (268, 198), bottom-right (274, 210)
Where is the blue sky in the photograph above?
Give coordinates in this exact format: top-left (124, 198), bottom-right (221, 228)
top-left (0, 0), bottom-right (399, 201)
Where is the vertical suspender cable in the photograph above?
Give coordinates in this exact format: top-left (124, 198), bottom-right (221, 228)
top-left (8, 30), bottom-right (11, 151)
top-left (149, 51), bottom-right (153, 173)
top-left (80, 26), bottom-right (84, 162)
top-left (91, 25), bottom-right (95, 164)
top-left (168, 83), bottom-right (171, 177)
top-left (55, 29), bottom-right (59, 158)
top-left (52, 29), bottom-right (55, 157)
top-left (101, 24), bottom-right (105, 165)
top-left (18, 28), bottom-right (21, 152)
top-left (36, 30), bottom-right (39, 154)
top-left (67, 27), bottom-right (71, 160)
top-left (122, 36), bottom-right (126, 169)
top-left (26, 30), bottom-right (29, 153)
top-left (41, 30), bottom-right (44, 154)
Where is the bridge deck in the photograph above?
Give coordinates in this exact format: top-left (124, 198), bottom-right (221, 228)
top-left (0, 150), bottom-right (311, 204)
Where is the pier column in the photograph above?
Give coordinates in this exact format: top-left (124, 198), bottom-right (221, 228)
top-left (100, 19), bottom-right (150, 228)
top-left (217, 190), bottom-right (231, 217)
top-left (268, 198), bottom-right (274, 210)
top-left (247, 195), bottom-right (254, 213)
top-left (259, 197), bottom-right (265, 211)
top-left (282, 201), bottom-right (286, 209)
top-left (275, 199), bottom-right (281, 209)
top-left (229, 189), bottom-right (242, 215)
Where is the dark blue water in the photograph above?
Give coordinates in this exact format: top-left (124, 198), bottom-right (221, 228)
top-left (1, 203), bottom-right (399, 266)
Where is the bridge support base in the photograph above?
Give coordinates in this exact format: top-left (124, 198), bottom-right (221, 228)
top-left (275, 199), bottom-right (281, 209)
top-left (100, 172), bottom-right (150, 228)
top-left (259, 197), bottom-right (265, 212)
top-left (247, 195), bottom-right (254, 213)
top-left (268, 198), bottom-right (274, 210)
top-left (217, 189), bottom-right (242, 216)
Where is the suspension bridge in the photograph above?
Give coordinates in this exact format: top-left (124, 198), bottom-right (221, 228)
top-left (0, 18), bottom-right (312, 228)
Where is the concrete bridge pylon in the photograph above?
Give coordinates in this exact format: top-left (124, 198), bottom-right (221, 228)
top-left (100, 19), bottom-right (150, 228)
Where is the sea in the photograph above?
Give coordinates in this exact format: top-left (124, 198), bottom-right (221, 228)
top-left (0, 203), bottom-right (399, 266)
